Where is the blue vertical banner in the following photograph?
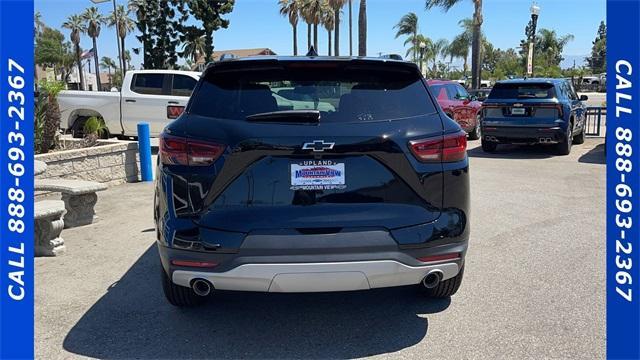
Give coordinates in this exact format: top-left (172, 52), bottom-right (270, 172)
top-left (0, 0), bottom-right (35, 359)
top-left (607, 0), bottom-right (640, 359)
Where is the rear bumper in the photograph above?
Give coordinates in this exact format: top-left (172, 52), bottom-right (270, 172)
top-left (482, 125), bottom-right (565, 144)
top-left (158, 234), bottom-right (467, 292)
top-left (172, 260), bottom-right (460, 293)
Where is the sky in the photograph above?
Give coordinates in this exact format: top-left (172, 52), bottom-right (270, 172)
top-left (35, 0), bottom-right (606, 70)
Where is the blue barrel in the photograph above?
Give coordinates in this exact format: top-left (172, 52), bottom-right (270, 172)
top-left (137, 122), bottom-right (153, 182)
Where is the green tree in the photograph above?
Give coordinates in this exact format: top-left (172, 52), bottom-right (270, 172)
top-left (35, 27), bottom-right (66, 75)
top-left (82, 6), bottom-right (105, 90)
top-left (130, 0), bottom-right (188, 69)
top-left (328, 0), bottom-right (347, 55)
top-left (301, 0), bottom-right (323, 51)
top-left (100, 56), bottom-right (117, 81)
top-left (180, 26), bottom-right (206, 62)
top-left (446, 35), bottom-right (469, 76)
top-left (405, 34), bottom-right (430, 72)
top-left (586, 21), bottom-right (606, 73)
top-left (394, 12), bottom-right (419, 62)
top-left (358, 0), bottom-right (366, 55)
top-left (188, 0), bottom-right (235, 62)
top-left (38, 80), bottom-right (65, 153)
top-left (426, 0), bottom-right (483, 88)
top-left (62, 14), bottom-right (86, 91)
top-left (108, 5), bottom-right (135, 74)
top-left (321, 1), bottom-right (335, 55)
top-left (34, 11), bottom-right (45, 36)
top-left (279, 0), bottom-right (300, 55)
top-left (425, 38), bottom-right (448, 76)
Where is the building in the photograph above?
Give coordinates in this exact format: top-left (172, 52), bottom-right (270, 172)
top-left (193, 48), bottom-right (277, 71)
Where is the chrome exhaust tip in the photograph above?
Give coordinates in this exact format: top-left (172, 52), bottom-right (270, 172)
top-left (422, 271), bottom-right (443, 289)
top-left (191, 278), bottom-right (213, 296)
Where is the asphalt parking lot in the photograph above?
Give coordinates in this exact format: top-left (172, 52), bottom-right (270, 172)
top-left (35, 138), bottom-right (605, 359)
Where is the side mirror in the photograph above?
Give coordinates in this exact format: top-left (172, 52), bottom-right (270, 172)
top-left (580, 95), bottom-right (589, 101)
top-left (470, 95), bottom-right (478, 101)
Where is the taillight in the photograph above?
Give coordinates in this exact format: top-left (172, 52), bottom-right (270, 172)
top-left (167, 105), bottom-right (185, 119)
top-left (160, 134), bottom-right (225, 166)
top-left (409, 131), bottom-right (467, 163)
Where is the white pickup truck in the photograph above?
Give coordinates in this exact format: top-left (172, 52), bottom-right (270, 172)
top-left (58, 70), bottom-right (201, 138)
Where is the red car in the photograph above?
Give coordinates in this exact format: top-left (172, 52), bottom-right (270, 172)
top-left (427, 80), bottom-right (482, 140)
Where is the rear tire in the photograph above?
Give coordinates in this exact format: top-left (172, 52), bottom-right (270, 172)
top-left (481, 139), bottom-right (497, 152)
top-left (573, 126), bottom-right (585, 145)
top-left (422, 266), bottom-right (465, 298)
top-left (468, 115), bottom-right (481, 140)
top-left (556, 124), bottom-right (573, 155)
top-left (161, 266), bottom-right (205, 307)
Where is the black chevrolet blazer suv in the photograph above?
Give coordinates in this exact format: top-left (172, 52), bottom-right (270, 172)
top-left (154, 56), bottom-right (470, 306)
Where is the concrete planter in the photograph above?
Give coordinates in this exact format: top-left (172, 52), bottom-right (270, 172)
top-left (36, 139), bottom-right (141, 186)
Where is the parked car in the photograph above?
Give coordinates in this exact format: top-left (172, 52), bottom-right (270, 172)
top-left (58, 70), bottom-right (201, 138)
top-left (155, 56), bottom-right (470, 306)
top-left (427, 79), bottom-right (482, 140)
top-left (468, 88), bottom-right (492, 102)
top-left (480, 78), bottom-right (587, 155)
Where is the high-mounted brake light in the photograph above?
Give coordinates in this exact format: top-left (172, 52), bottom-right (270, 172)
top-left (409, 131), bottom-right (467, 163)
top-left (160, 134), bottom-right (225, 166)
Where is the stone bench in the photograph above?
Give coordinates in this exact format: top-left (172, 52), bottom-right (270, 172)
top-left (35, 179), bottom-right (107, 228)
top-left (35, 200), bottom-right (66, 256)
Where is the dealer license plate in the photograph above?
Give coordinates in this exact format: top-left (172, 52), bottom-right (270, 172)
top-left (290, 160), bottom-right (346, 190)
top-left (511, 107), bottom-right (526, 115)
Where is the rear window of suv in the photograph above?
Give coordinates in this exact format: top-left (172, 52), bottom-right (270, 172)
top-left (488, 83), bottom-right (556, 100)
top-left (189, 62), bottom-right (436, 122)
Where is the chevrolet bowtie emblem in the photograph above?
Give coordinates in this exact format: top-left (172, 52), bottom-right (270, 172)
top-left (302, 140), bottom-right (335, 152)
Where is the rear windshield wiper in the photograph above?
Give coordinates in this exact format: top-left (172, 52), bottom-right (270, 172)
top-left (246, 110), bottom-right (321, 123)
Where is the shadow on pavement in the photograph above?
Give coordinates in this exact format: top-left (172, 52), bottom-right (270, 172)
top-left (578, 142), bottom-right (606, 164)
top-left (467, 143), bottom-right (555, 159)
top-left (63, 245), bottom-right (450, 359)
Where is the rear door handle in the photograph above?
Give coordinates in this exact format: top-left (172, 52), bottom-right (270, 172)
top-left (168, 101), bottom-right (179, 105)
top-left (125, 99), bottom-right (136, 103)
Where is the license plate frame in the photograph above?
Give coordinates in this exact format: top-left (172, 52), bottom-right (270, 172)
top-left (510, 107), bottom-right (526, 115)
top-left (290, 160), bottom-right (346, 190)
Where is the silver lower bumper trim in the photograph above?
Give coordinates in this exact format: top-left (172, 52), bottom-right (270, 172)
top-left (172, 260), bottom-right (460, 293)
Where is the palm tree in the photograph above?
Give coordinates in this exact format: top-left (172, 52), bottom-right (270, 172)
top-left (321, 3), bottom-right (335, 55)
top-left (536, 28), bottom-right (574, 68)
top-left (426, 0), bottom-right (482, 88)
top-left (394, 12), bottom-right (419, 62)
top-left (301, 0), bottom-right (323, 51)
top-left (358, 0), bottom-right (366, 56)
top-left (446, 34), bottom-right (470, 76)
top-left (62, 14), bottom-right (86, 91)
top-left (108, 5), bottom-right (135, 74)
top-left (279, 0), bottom-right (300, 55)
top-left (426, 38), bottom-right (449, 76)
top-left (123, 50), bottom-right (132, 70)
top-left (181, 32), bottom-right (206, 62)
top-left (100, 56), bottom-right (117, 84)
top-left (405, 34), bottom-right (430, 71)
top-left (299, 0), bottom-right (314, 51)
top-left (328, 0), bottom-right (347, 56)
top-left (34, 11), bottom-right (45, 36)
top-left (82, 6), bottom-right (105, 90)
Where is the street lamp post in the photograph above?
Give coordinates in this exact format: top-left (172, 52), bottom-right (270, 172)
top-left (419, 41), bottom-right (426, 75)
top-left (90, 0), bottom-right (122, 74)
top-left (527, 2), bottom-right (540, 77)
